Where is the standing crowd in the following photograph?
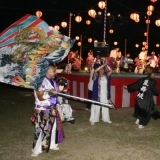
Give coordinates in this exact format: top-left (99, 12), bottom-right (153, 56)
top-left (85, 48), bottom-right (160, 74)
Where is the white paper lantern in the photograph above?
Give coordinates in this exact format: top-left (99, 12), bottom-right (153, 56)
top-left (98, 1), bottom-right (105, 9)
top-left (36, 10), bottom-right (42, 18)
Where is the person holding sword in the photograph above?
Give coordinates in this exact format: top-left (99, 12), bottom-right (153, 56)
top-left (31, 64), bottom-right (65, 157)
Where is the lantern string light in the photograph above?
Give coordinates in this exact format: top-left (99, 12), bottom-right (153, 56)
top-left (2, 1), bottom-right (160, 50)
top-left (9, 0), bottom-right (155, 29)
top-left (1, 1), bottom-right (160, 21)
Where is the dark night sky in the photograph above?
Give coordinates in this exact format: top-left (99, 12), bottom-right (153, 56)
top-left (0, 0), bottom-right (160, 59)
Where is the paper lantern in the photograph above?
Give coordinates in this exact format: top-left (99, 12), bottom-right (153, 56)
top-left (75, 36), bottom-right (80, 40)
top-left (77, 42), bottom-right (81, 46)
top-left (98, 12), bottom-right (102, 15)
top-left (98, 1), bottom-right (105, 9)
top-left (147, 5), bottom-right (154, 11)
top-left (114, 41), bottom-right (118, 45)
top-left (61, 22), bottom-right (67, 28)
top-left (130, 13), bottom-right (139, 21)
top-left (109, 29), bottom-right (114, 34)
top-left (146, 19), bottom-right (150, 24)
top-left (147, 10), bottom-right (152, 16)
top-left (88, 38), bottom-right (92, 43)
top-left (88, 9), bottom-right (96, 18)
top-left (135, 18), bottom-right (140, 23)
top-left (54, 25), bottom-right (60, 31)
top-left (135, 44), bottom-right (139, 48)
top-left (142, 41), bottom-right (147, 46)
top-left (36, 11), bottom-right (42, 18)
top-left (75, 16), bottom-right (82, 23)
top-left (150, 0), bottom-right (157, 2)
top-left (86, 20), bottom-right (91, 25)
top-left (144, 32), bottom-right (148, 36)
top-left (155, 19), bottom-right (160, 27)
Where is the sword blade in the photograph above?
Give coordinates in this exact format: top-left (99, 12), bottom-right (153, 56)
top-left (56, 92), bottom-right (114, 109)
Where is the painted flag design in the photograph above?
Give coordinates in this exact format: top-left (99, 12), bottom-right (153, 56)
top-left (0, 14), bottom-right (74, 89)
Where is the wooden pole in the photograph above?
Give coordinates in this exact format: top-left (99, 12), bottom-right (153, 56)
top-left (67, 13), bottom-right (72, 74)
top-left (125, 39), bottom-right (127, 56)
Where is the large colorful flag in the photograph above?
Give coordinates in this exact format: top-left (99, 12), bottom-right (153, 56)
top-left (0, 14), bottom-right (74, 89)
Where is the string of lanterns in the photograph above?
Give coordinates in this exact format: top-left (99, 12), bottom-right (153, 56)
top-left (35, 0), bottom-right (160, 48)
top-left (34, 1), bottom-right (111, 45)
top-left (35, 1), bottom-right (107, 42)
top-left (155, 19), bottom-right (160, 27)
top-left (130, 0), bottom-right (159, 50)
top-left (130, 13), bottom-right (139, 22)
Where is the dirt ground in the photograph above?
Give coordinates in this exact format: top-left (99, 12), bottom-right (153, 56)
top-left (1, 85), bottom-right (160, 160)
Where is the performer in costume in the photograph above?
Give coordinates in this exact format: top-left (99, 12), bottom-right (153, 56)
top-left (157, 54), bottom-right (160, 73)
top-left (125, 66), bottom-right (160, 129)
top-left (115, 50), bottom-right (122, 73)
top-left (90, 61), bottom-right (112, 125)
top-left (94, 55), bottom-right (102, 65)
top-left (31, 64), bottom-right (65, 157)
top-left (147, 51), bottom-right (158, 73)
top-left (56, 95), bottom-right (75, 123)
top-left (56, 77), bottom-right (75, 123)
top-left (72, 51), bottom-right (81, 71)
top-left (134, 50), bottom-right (147, 74)
top-left (109, 48), bottom-right (119, 59)
top-left (108, 48), bottom-right (119, 73)
top-left (85, 50), bottom-right (95, 72)
top-left (64, 51), bottom-right (73, 73)
top-left (107, 57), bottom-right (117, 73)
top-left (122, 53), bottom-right (133, 72)
top-left (86, 63), bottom-right (100, 110)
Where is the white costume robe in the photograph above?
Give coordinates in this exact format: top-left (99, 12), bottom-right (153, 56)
top-left (90, 76), bottom-right (111, 123)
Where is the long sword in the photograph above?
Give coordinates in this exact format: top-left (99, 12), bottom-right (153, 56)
top-left (56, 92), bottom-right (114, 109)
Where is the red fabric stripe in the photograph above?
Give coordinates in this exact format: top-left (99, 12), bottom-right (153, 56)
top-left (0, 14), bottom-right (31, 37)
top-left (0, 18), bottom-right (43, 47)
top-left (0, 32), bottom-right (18, 44)
top-left (110, 79), bottom-right (121, 108)
top-left (57, 73), bottom-right (160, 108)
top-left (28, 18), bottom-right (43, 27)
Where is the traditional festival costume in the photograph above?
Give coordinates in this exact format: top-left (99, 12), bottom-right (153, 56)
top-left (147, 52), bottom-right (158, 73)
top-left (56, 91), bottom-right (75, 123)
top-left (90, 74), bottom-right (112, 124)
top-left (134, 51), bottom-right (147, 74)
top-left (31, 77), bottom-right (64, 156)
top-left (127, 75), bottom-right (160, 128)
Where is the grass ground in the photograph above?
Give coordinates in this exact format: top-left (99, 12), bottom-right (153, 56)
top-left (0, 83), bottom-right (160, 160)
